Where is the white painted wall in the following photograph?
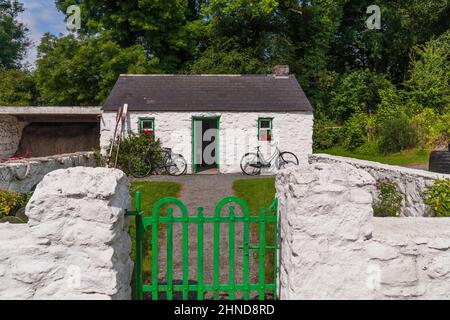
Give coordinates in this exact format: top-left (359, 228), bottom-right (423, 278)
top-left (277, 162), bottom-right (450, 300)
top-left (101, 111), bottom-right (313, 174)
top-left (310, 154), bottom-right (450, 217)
top-left (0, 167), bottom-right (132, 300)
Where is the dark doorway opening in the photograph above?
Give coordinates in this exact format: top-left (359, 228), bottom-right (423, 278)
top-left (193, 117), bottom-right (219, 174)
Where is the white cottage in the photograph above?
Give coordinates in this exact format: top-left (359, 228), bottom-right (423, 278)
top-left (100, 67), bottom-right (314, 174)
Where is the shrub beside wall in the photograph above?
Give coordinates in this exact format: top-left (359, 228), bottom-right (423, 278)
top-left (372, 179), bottom-right (403, 217)
top-left (0, 190), bottom-right (30, 220)
top-left (104, 134), bottom-right (163, 175)
top-left (424, 179), bottom-right (450, 217)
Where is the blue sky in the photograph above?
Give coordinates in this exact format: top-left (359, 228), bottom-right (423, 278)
top-left (18, 0), bottom-right (67, 67)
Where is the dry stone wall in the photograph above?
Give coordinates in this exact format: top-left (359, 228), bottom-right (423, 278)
top-left (277, 163), bottom-right (450, 300)
top-left (0, 115), bottom-right (23, 158)
top-left (0, 152), bottom-right (97, 193)
top-left (310, 154), bottom-right (449, 217)
top-left (369, 218), bottom-right (450, 299)
top-left (0, 167), bottom-right (132, 300)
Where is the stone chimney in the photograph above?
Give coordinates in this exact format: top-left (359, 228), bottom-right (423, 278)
top-left (272, 65), bottom-right (290, 77)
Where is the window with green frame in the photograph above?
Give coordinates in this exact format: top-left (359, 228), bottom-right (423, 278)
top-left (138, 118), bottom-right (155, 139)
top-left (258, 118), bottom-right (273, 141)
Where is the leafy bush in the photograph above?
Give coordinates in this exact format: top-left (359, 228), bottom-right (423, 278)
top-left (424, 179), bottom-right (450, 217)
top-left (372, 179), bottom-right (403, 217)
top-left (412, 108), bottom-right (450, 149)
top-left (355, 139), bottom-right (381, 156)
top-left (405, 33), bottom-right (450, 115)
top-left (377, 112), bottom-right (418, 153)
top-left (329, 70), bottom-right (394, 122)
top-left (374, 88), bottom-right (404, 124)
top-left (93, 149), bottom-right (108, 167)
top-left (106, 134), bottom-right (163, 175)
top-left (342, 113), bottom-right (367, 151)
top-left (0, 190), bottom-right (29, 219)
top-left (313, 119), bottom-right (342, 151)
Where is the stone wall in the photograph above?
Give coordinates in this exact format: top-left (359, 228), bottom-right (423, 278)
top-left (310, 154), bottom-right (449, 217)
top-left (0, 115), bottom-right (23, 158)
top-left (277, 163), bottom-right (450, 300)
top-left (101, 111), bottom-right (314, 174)
top-left (17, 122), bottom-right (100, 157)
top-left (0, 167), bottom-right (132, 300)
top-left (0, 152), bottom-right (97, 193)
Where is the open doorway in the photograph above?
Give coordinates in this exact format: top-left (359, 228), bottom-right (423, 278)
top-left (193, 117), bottom-right (219, 174)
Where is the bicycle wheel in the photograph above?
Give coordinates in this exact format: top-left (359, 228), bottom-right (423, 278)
top-left (278, 152), bottom-right (299, 169)
top-left (165, 154), bottom-right (187, 176)
top-left (240, 153), bottom-right (262, 175)
top-left (127, 155), bottom-right (152, 178)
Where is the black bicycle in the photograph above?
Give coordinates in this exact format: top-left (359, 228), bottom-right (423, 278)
top-left (240, 145), bottom-right (299, 175)
top-left (128, 147), bottom-right (187, 178)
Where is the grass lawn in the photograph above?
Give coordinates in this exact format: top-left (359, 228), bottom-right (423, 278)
top-left (316, 146), bottom-right (429, 166)
top-left (232, 178), bottom-right (277, 284)
top-left (129, 181), bottom-right (181, 290)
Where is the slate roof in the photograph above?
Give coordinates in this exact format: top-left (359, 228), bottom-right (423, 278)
top-left (103, 74), bottom-right (313, 112)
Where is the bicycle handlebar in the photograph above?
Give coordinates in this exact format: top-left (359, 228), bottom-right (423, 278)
top-left (256, 142), bottom-right (279, 150)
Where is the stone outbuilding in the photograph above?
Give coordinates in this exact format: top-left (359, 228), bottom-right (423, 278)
top-left (0, 106), bottom-right (101, 158)
top-left (100, 68), bottom-right (314, 174)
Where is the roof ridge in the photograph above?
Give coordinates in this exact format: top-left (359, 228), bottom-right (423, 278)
top-left (104, 73), bottom-right (313, 112)
top-left (119, 74), bottom-right (283, 77)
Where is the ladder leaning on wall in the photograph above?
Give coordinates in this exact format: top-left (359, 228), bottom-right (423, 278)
top-left (108, 104), bottom-right (128, 168)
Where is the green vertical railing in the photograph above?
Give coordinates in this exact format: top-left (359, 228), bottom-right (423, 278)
top-left (182, 202), bottom-right (189, 300)
top-left (166, 208), bottom-right (173, 300)
top-left (151, 197), bottom-right (159, 300)
top-left (197, 207), bottom-right (204, 300)
top-left (213, 203), bottom-right (221, 300)
top-left (228, 206), bottom-right (236, 300)
top-left (242, 201), bottom-right (251, 300)
top-left (130, 194), bottom-right (278, 301)
top-left (258, 208), bottom-right (266, 300)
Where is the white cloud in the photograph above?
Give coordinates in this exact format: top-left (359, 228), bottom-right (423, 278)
top-left (17, 0), bottom-right (68, 68)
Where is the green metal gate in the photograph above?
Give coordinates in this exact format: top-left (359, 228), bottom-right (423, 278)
top-left (126, 192), bottom-right (278, 300)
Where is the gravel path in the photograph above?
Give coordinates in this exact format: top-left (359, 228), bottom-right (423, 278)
top-left (138, 174), bottom-right (271, 299)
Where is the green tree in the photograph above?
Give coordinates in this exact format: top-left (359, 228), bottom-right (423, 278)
top-left (281, 0), bottom-right (346, 113)
top-left (188, 0), bottom-right (280, 74)
top-left (189, 41), bottom-right (267, 74)
top-left (374, 87), bottom-right (404, 125)
top-left (55, 0), bottom-right (199, 72)
top-left (35, 34), bottom-right (160, 106)
top-left (0, 0), bottom-right (29, 68)
top-left (330, 0), bottom-right (450, 84)
top-left (342, 112), bottom-right (368, 150)
top-left (405, 32), bottom-right (450, 114)
top-left (0, 68), bottom-right (36, 105)
top-left (329, 70), bottom-right (394, 122)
